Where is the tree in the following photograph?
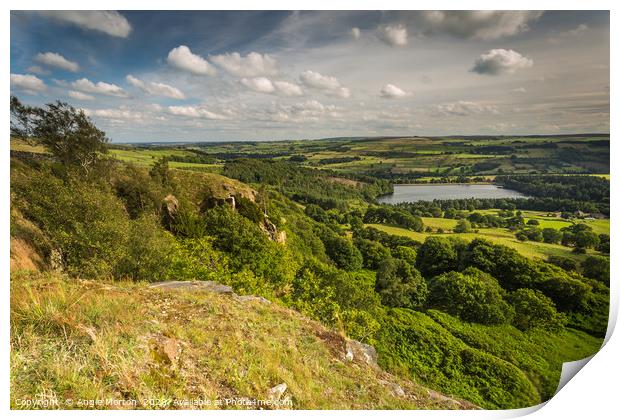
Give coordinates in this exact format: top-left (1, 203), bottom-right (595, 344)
top-left (454, 219), bottom-right (472, 233)
top-left (526, 219), bottom-right (539, 226)
top-left (581, 256), bottom-right (610, 286)
top-left (574, 230), bottom-right (600, 249)
top-left (542, 228), bottom-right (562, 244)
top-left (323, 234), bottom-right (363, 271)
top-left (416, 236), bottom-right (460, 277)
top-left (375, 258), bottom-right (427, 309)
top-left (427, 267), bottom-right (514, 325)
top-left (354, 238), bottom-right (391, 270)
top-left (509, 288), bottom-right (566, 331)
top-left (10, 96), bottom-right (109, 174)
top-left (150, 157), bottom-right (172, 187)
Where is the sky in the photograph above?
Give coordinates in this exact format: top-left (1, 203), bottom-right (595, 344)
top-left (10, 10), bottom-right (610, 143)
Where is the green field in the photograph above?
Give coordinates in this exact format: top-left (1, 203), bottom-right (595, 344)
top-left (367, 222), bottom-right (600, 262)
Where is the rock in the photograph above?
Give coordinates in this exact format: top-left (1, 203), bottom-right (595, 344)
top-left (50, 248), bottom-right (63, 271)
top-left (234, 295), bottom-right (271, 305)
top-left (267, 383), bottom-right (287, 400)
top-left (345, 339), bottom-right (378, 367)
top-left (162, 195), bottom-right (179, 229)
top-left (151, 337), bottom-right (179, 365)
top-left (379, 380), bottom-right (406, 397)
top-left (150, 280), bottom-right (234, 294)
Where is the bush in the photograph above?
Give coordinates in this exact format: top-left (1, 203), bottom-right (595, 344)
top-left (323, 234), bottom-right (363, 271)
top-left (353, 238), bottom-right (391, 269)
top-left (454, 219), bottom-right (472, 233)
top-left (376, 258), bottom-right (427, 309)
top-left (509, 289), bottom-right (566, 331)
top-left (416, 236), bottom-right (462, 277)
top-left (542, 228), bottom-right (562, 244)
top-left (427, 268), bottom-right (514, 325)
top-left (581, 256), bottom-right (610, 286)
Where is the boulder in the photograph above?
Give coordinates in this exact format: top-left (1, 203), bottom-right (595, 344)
top-left (150, 280), bottom-right (234, 294)
top-left (345, 339), bottom-right (378, 367)
top-left (266, 383), bottom-right (287, 400)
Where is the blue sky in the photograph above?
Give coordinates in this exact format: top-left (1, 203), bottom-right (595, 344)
top-left (10, 11), bottom-right (610, 142)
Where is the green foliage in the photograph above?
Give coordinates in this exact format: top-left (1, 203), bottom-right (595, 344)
top-left (454, 219), bottom-right (471, 233)
top-left (509, 289), bottom-right (566, 332)
top-left (427, 268), bottom-right (514, 325)
top-left (415, 236), bottom-right (462, 277)
top-left (375, 258), bottom-right (427, 309)
top-left (542, 228), bottom-right (562, 244)
top-left (364, 206), bottom-right (424, 231)
top-left (322, 234), bottom-right (363, 271)
top-left (375, 308), bottom-right (540, 409)
top-left (11, 96), bottom-right (109, 175)
top-left (391, 246), bottom-right (417, 267)
top-left (353, 238), bottom-right (391, 269)
top-left (581, 256), bottom-right (610, 286)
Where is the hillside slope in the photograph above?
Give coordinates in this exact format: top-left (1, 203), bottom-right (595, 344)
top-left (10, 271), bottom-right (475, 410)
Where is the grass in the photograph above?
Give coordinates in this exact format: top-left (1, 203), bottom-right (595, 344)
top-left (10, 271), bottom-right (470, 410)
top-left (366, 223), bottom-right (595, 262)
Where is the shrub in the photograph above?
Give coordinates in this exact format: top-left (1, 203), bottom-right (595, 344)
top-left (581, 256), bottom-right (610, 286)
top-left (509, 289), bottom-right (566, 332)
top-left (416, 236), bottom-right (461, 277)
top-left (375, 258), bottom-right (427, 309)
top-left (427, 268), bottom-right (514, 325)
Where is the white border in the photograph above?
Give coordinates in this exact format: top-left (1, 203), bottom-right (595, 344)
top-left (3, 2), bottom-right (617, 419)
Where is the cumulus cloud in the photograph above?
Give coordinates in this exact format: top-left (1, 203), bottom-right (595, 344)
top-left (299, 70), bottom-right (351, 98)
top-left (240, 77), bottom-right (304, 97)
top-left (68, 90), bottom-right (95, 101)
top-left (25, 65), bottom-right (49, 75)
top-left (167, 105), bottom-right (227, 120)
top-left (10, 73), bottom-right (47, 94)
top-left (420, 11), bottom-right (543, 40)
top-left (126, 75), bottom-right (185, 99)
top-left (211, 52), bottom-right (278, 77)
top-left (167, 45), bottom-right (217, 76)
top-left (351, 27), bottom-right (361, 39)
top-left (263, 100), bottom-right (342, 123)
top-left (71, 78), bottom-right (128, 97)
top-left (273, 81), bottom-right (304, 96)
top-left (434, 101), bottom-right (499, 116)
top-left (380, 84), bottom-right (408, 98)
top-left (377, 24), bottom-right (408, 47)
top-left (548, 24), bottom-right (589, 43)
top-left (471, 49), bottom-right (533, 75)
top-left (39, 11), bottom-right (132, 38)
top-left (35, 52), bottom-right (79, 72)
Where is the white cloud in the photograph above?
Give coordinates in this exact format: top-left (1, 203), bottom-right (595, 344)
top-left (71, 78), bottom-right (128, 97)
top-left (351, 27), bottom-right (361, 39)
top-left (10, 74), bottom-right (46, 94)
top-left (241, 77), bottom-right (275, 93)
top-left (84, 107), bottom-right (146, 122)
top-left (68, 90), bottom-right (95, 101)
top-left (512, 87), bottom-right (527, 93)
top-left (35, 52), bottom-right (79, 72)
top-left (167, 105), bottom-right (228, 120)
top-left (39, 11), bottom-right (132, 38)
top-left (211, 52), bottom-right (278, 77)
top-left (262, 100), bottom-right (342, 123)
top-left (380, 84), bottom-right (408, 98)
top-left (299, 70), bottom-right (351, 97)
top-left (241, 77), bottom-right (304, 97)
top-left (26, 65), bottom-right (49, 75)
top-left (567, 23), bottom-right (589, 36)
top-left (273, 81), bottom-right (304, 97)
top-left (126, 75), bottom-right (185, 99)
top-left (420, 11), bottom-right (543, 40)
top-left (377, 24), bottom-right (408, 47)
top-left (434, 101), bottom-right (499, 116)
top-left (471, 49), bottom-right (533, 75)
top-left (167, 45), bottom-right (217, 76)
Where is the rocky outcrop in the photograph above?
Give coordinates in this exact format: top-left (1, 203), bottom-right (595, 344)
top-left (161, 194), bottom-right (179, 229)
top-left (345, 339), bottom-right (379, 368)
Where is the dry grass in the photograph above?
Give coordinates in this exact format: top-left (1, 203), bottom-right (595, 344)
top-left (10, 272), bottom-right (472, 410)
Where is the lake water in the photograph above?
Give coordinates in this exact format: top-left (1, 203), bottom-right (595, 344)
top-left (377, 184), bottom-right (527, 204)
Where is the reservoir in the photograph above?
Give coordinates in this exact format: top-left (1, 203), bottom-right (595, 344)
top-left (377, 184), bottom-right (527, 204)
